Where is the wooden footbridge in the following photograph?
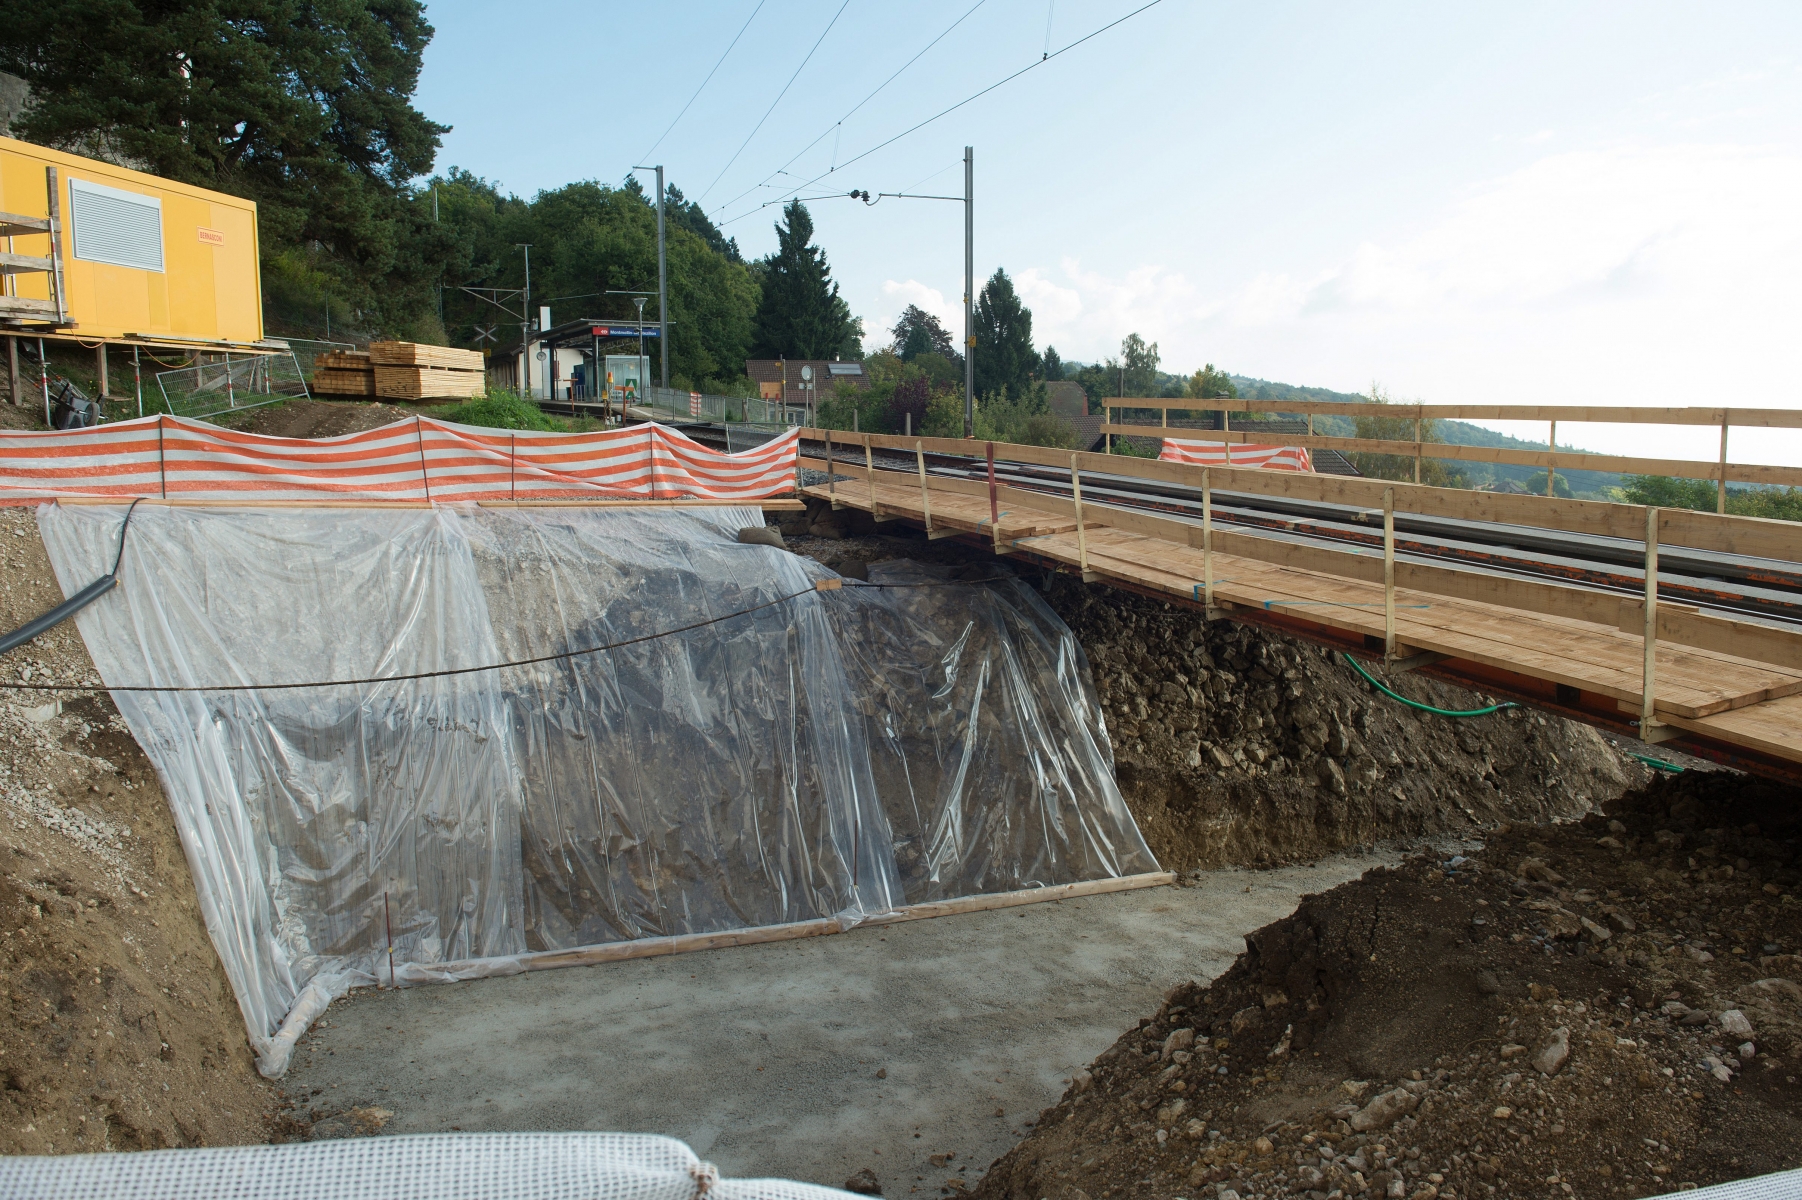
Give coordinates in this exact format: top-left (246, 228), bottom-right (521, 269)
top-left (796, 412), bottom-right (1802, 783)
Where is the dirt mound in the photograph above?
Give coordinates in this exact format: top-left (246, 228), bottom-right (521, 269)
top-left (0, 505), bottom-right (272, 1153)
top-left (216, 398), bottom-right (414, 439)
top-left (783, 516), bottom-right (1642, 871)
top-left (970, 769), bottom-right (1802, 1200)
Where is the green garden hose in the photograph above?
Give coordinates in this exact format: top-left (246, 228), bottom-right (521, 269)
top-left (1341, 652), bottom-right (1520, 718)
top-left (1629, 752), bottom-right (1685, 773)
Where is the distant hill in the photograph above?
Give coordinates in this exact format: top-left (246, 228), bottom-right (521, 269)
top-left (1228, 374), bottom-right (1622, 496)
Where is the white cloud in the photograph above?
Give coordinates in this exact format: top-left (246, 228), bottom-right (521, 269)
top-left (1008, 143), bottom-right (1802, 461)
top-left (871, 280), bottom-right (961, 352)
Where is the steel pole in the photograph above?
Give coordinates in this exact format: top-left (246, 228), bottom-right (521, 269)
top-left (963, 146), bottom-right (974, 438)
top-left (519, 244), bottom-right (533, 399)
top-left (656, 165), bottom-right (668, 389)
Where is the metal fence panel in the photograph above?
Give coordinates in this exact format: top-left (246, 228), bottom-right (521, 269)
top-left (639, 386), bottom-right (797, 426)
top-left (155, 352), bottom-right (311, 420)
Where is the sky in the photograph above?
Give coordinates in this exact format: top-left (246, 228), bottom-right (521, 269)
top-left (415, 1), bottom-right (1802, 465)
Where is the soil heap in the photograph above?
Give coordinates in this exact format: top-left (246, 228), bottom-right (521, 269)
top-left (971, 770), bottom-right (1802, 1200)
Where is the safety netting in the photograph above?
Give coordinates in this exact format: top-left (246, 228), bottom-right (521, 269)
top-left (36, 502), bottom-right (1155, 1076)
top-left (0, 1131), bottom-right (861, 1200)
top-left (0, 415), bottom-right (799, 503)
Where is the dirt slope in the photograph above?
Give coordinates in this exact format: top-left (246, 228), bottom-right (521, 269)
top-left (970, 770), bottom-right (1802, 1200)
top-left (0, 505), bottom-right (272, 1153)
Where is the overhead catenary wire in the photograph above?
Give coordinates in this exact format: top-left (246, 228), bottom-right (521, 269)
top-left (708, 0), bottom-right (990, 219)
top-left (696, 0), bottom-right (855, 205)
top-left (638, 0), bottom-right (769, 167)
top-left (715, 0), bottom-right (1166, 228)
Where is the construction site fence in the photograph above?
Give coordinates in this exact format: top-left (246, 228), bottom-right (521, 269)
top-left (637, 386), bottom-right (798, 426)
top-left (154, 351), bottom-right (311, 420)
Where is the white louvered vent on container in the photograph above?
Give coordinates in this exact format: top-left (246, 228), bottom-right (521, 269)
top-left (69, 177), bottom-right (165, 272)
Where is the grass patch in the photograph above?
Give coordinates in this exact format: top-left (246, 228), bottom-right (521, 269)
top-left (433, 391), bottom-right (565, 432)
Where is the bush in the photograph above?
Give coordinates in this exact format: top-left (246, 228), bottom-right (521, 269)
top-left (1622, 475), bottom-right (1802, 522)
top-left (434, 391), bottom-right (563, 432)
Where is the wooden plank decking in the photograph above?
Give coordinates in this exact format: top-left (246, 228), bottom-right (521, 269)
top-left (802, 464), bottom-right (1802, 776)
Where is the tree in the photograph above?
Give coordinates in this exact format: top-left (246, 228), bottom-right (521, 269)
top-left (1041, 346), bottom-right (1064, 382)
top-left (2, 0), bottom-right (446, 328)
top-left (1185, 364), bottom-right (1237, 400)
top-left (1121, 334), bottom-right (1160, 396)
top-left (1348, 384), bottom-right (1464, 487)
top-left (751, 200), bottom-right (859, 360)
top-left (661, 182), bottom-right (741, 263)
top-left (891, 305), bottom-right (960, 365)
top-left (973, 268), bottom-right (1039, 403)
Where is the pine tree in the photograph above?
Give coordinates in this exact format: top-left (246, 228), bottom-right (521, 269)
top-left (973, 268), bottom-right (1039, 402)
top-left (751, 201), bottom-right (858, 359)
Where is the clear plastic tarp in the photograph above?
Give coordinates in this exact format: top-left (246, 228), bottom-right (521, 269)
top-left (36, 504), bottom-right (1155, 1076)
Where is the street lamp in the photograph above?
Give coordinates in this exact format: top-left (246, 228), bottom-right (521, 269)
top-left (634, 296), bottom-right (647, 408)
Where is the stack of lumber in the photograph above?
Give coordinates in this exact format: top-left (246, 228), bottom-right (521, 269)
top-left (369, 342), bottom-right (486, 401)
top-left (310, 350), bottom-right (376, 397)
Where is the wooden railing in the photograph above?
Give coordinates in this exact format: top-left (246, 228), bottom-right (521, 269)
top-left (801, 426), bottom-right (1802, 757)
top-left (1098, 397), bottom-right (1802, 502)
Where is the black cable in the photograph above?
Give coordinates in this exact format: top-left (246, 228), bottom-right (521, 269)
top-left (696, 0), bottom-right (854, 205)
top-left (709, 0), bottom-right (990, 218)
top-left (639, 0), bottom-right (768, 166)
top-left (716, 0), bottom-right (1166, 228)
top-left (0, 572), bottom-right (1016, 695)
top-left (0, 499), bottom-right (142, 658)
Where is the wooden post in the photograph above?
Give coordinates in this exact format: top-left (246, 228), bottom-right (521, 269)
top-left (1413, 417), bottom-right (1422, 485)
top-left (1546, 419), bottom-right (1557, 496)
top-left (6, 336), bottom-right (16, 406)
top-left (826, 428), bottom-right (835, 506)
top-left (1306, 412), bottom-right (1313, 436)
top-left (1718, 418), bottom-right (1729, 514)
top-left (1383, 487), bottom-right (1396, 659)
top-left (1202, 467), bottom-right (1214, 615)
top-left (96, 344), bottom-right (109, 399)
top-left (1642, 505), bottom-right (1660, 736)
top-left (1104, 401), bottom-right (1111, 454)
top-left (864, 434), bottom-right (878, 519)
top-left (44, 167), bottom-right (67, 325)
top-left (1071, 453), bottom-right (1092, 580)
top-left (916, 441), bottom-right (933, 535)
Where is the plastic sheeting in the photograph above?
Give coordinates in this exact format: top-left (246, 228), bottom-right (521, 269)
top-left (37, 503), bottom-right (1155, 1076)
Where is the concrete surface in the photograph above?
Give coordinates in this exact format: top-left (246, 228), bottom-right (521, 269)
top-left (281, 851), bottom-right (1406, 1192)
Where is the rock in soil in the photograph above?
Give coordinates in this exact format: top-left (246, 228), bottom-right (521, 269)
top-left (971, 770), bottom-right (1802, 1200)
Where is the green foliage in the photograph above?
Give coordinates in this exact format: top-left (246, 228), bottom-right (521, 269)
top-left (1108, 438), bottom-right (1156, 458)
top-left (1186, 364), bottom-right (1238, 400)
top-left (922, 388), bottom-right (966, 439)
top-left (1522, 470), bottom-right (1574, 499)
top-left (1621, 476), bottom-right (1802, 522)
top-left (1041, 346), bottom-right (1064, 382)
top-left (891, 305), bottom-right (961, 367)
top-left (2, 0), bottom-right (448, 334)
top-left (1121, 334), bottom-right (1160, 396)
top-left (963, 388), bottom-right (1073, 448)
top-left (429, 170), bottom-right (757, 391)
top-left (1346, 384), bottom-right (1465, 488)
top-left (433, 391), bottom-right (563, 431)
top-left (751, 201), bottom-right (859, 360)
top-left (973, 269), bottom-right (1039, 401)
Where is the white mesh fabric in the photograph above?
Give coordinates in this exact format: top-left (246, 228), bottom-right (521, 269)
top-left (0, 1132), bottom-right (862, 1200)
top-left (1644, 1168), bottom-right (1802, 1199)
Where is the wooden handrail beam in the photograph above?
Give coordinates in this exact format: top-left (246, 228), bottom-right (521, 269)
top-left (1107, 422), bottom-right (1802, 490)
top-left (1098, 397), bottom-right (1802, 429)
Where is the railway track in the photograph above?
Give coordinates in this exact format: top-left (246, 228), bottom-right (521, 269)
top-left (687, 424), bottom-right (1802, 629)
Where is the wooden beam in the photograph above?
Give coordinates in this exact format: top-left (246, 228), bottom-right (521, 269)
top-left (0, 211), bottom-right (51, 238)
top-left (798, 428), bottom-right (1802, 563)
top-left (55, 497), bottom-right (806, 510)
top-left (1098, 397), bottom-right (1802, 430)
top-left (1105, 422), bottom-right (1802, 490)
top-left (504, 871), bottom-right (1177, 974)
top-left (0, 251), bottom-right (56, 276)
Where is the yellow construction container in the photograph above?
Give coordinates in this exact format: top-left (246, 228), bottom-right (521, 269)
top-left (0, 135), bottom-right (263, 347)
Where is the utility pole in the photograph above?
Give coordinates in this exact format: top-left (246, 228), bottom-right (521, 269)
top-left (656, 165), bottom-right (669, 389)
top-left (516, 243), bottom-right (533, 399)
top-left (964, 145), bottom-right (974, 439)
